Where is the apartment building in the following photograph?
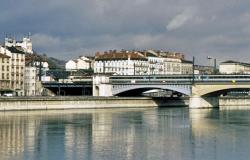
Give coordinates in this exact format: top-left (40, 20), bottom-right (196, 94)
top-left (219, 60), bottom-right (250, 74)
top-left (94, 50), bottom-right (148, 75)
top-left (0, 39), bottom-right (26, 96)
top-left (181, 60), bottom-right (193, 74)
top-left (0, 53), bottom-right (11, 95)
top-left (94, 50), bottom-right (193, 75)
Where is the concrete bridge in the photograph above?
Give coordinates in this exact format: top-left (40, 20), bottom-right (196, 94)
top-left (92, 74), bottom-right (250, 108)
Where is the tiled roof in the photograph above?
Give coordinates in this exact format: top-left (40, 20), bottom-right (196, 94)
top-left (95, 49), bottom-right (186, 61)
top-left (95, 51), bottom-right (147, 61)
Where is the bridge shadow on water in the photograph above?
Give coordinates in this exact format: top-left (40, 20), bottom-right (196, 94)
top-left (151, 97), bottom-right (189, 108)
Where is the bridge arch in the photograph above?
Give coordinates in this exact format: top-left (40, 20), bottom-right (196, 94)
top-left (112, 84), bottom-right (191, 96)
top-left (193, 84), bottom-right (250, 96)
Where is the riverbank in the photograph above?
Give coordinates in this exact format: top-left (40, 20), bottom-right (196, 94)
top-left (0, 96), bottom-right (189, 111)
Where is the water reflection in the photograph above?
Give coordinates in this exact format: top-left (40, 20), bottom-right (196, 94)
top-left (0, 108), bottom-right (250, 160)
top-left (189, 109), bottom-right (250, 160)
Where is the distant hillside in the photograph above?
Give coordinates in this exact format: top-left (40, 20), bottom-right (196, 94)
top-left (47, 57), bottom-right (66, 69)
top-left (25, 52), bottom-right (66, 69)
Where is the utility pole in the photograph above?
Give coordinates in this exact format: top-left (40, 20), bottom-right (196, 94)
top-left (214, 58), bottom-right (217, 74)
top-left (134, 62), bottom-right (136, 75)
top-left (39, 59), bottom-right (42, 81)
top-left (192, 56), bottom-right (195, 84)
top-left (103, 62), bottom-right (105, 74)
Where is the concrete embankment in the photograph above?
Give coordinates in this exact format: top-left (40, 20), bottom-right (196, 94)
top-left (220, 96), bottom-right (250, 109)
top-left (0, 96), bottom-right (189, 111)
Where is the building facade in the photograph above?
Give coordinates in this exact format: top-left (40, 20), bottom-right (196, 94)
top-left (0, 45), bottom-right (26, 96)
top-left (65, 56), bottom-right (91, 71)
top-left (219, 61), bottom-right (250, 74)
top-left (0, 53), bottom-right (11, 95)
top-left (94, 50), bottom-right (193, 75)
top-left (94, 50), bottom-right (148, 75)
top-left (24, 66), bottom-right (36, 96)
top-left (181, 60), bottom-right (193, 74)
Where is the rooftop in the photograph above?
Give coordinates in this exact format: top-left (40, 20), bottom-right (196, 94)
top-left (95, 50), bottom-right (147, 61)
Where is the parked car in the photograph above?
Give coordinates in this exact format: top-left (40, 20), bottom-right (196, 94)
top-left (3, 93), bottom-right (13, 97)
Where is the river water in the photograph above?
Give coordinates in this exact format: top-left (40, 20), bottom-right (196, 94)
top-left (0, 108), bottom-right (250, 160)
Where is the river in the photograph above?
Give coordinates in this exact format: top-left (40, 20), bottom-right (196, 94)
top-left (0, 107), bottom-right (250, 160)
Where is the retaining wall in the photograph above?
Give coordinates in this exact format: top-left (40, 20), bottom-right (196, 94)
top-left (0, 96), bottom-right (188, 111)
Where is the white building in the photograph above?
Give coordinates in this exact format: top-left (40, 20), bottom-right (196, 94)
top-left (65, 56), bottom-right (91, 71)
top-left (24, 66), bottom-right (36, 96)
top-left (146, 50), bottom-right (165, 75)
top-left (5, 37), bottom-right (33, 54)
top-left (94, 50), bottom-right (148, 75)
top-left (94, 50), bottom-right (193, 75)
top-left (142, 50), bottom-right (192, 75)
top-left (219, 60), bottom-right (250, 74)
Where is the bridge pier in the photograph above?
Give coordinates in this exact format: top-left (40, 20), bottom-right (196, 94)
top-left (93, 75), bottom-right (113, 96)
top-left (189, 95), bottom-right (219, 108)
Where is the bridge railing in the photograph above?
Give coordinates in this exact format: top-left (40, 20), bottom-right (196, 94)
top-left (110, 74), bottom-right (250, 84)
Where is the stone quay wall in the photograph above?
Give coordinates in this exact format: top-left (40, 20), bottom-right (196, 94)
top-left (0, 96), bottom-right (188, 111)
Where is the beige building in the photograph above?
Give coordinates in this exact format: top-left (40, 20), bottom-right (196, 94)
top-left (181, 60), bottom-right (193, 74)
top-left (219, 61), bottom-right (250, 74)
top-left (0, 53), bottom-right (11, 95)
top-left (0, 46), bottom-right (25, 96)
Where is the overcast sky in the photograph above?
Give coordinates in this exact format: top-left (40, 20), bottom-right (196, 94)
top-left (1, 0), bottom-right (250, 64)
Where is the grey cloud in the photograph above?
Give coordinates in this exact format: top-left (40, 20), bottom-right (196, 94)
top-left (1, 0), bottom-right (250, 64)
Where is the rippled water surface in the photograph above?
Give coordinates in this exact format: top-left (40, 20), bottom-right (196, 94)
top-left (1, 108), bottom-right (250, 160)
